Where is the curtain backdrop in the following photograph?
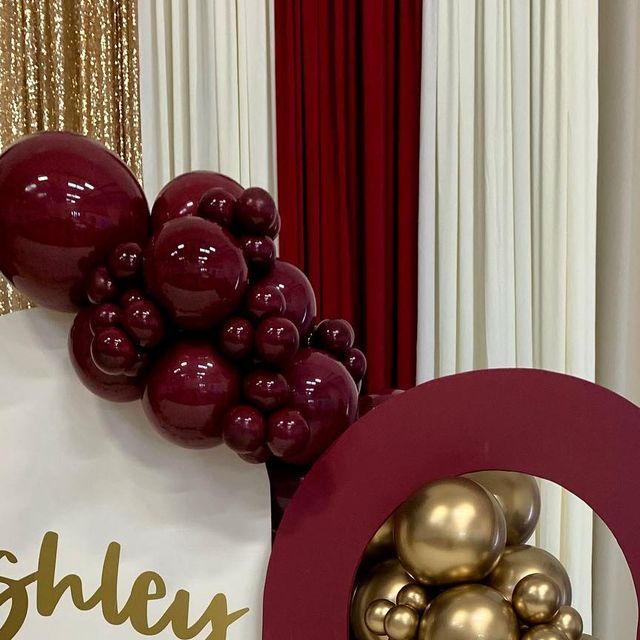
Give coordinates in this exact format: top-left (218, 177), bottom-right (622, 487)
top-left (274, 0), bottom-right (422, 392)
top-left (137, 0), bottom-right (276, 203)
top-left (0, 0), bottom-right (141, 315)
top-left (418, 0), bottom-right (598, 629)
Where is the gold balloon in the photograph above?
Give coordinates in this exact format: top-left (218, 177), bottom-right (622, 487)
top-left (397, 583), bottom-right (429, 612)
top-left (395, 478), bottom-right (507, 585)
top-left (465, 471), bottom-right (541, 545)
top-left (487, 545), bottom-right (572, 604)
top-left (521, 624), bottom-right (570, 640)
top-left (365, 599), bottom-right (395, 635)
top-left (512, 573), bottom-right (562, 624)
top-left (384, 605), bottom-right (419, 640)
top-left (419, 584), bottom-right (519, 640)
top-left (550, 606), bottom-right (583, 640)
top-left (351, 559), bottom-right (413, 640)
top-left (363, 515), bottom-right (396, 565)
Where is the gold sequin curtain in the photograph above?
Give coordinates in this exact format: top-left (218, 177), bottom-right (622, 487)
top-left (0, 0), bottom-right (142, 314)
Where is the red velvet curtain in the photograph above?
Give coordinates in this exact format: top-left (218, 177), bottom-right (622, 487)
top-left (274, 0), bottom-right (422, 392)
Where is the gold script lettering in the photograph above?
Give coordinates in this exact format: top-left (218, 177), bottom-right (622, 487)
top-left (0, 532), bottom-right (248, 639)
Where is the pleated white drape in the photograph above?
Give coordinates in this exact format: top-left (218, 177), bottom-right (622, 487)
top-left (418, 0), bottom-right (598, 630)
top-left (137, 0), bottom-right (276, 203)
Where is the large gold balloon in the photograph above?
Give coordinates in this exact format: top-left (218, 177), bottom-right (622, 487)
top-left (419, 584), bottom-right (519, 640)
top-left (521, 624), bottom-right (570, 640)
top-left (550, 606), bottom-right (583, 640)
top-left (486, 545), bottom-right (572, 604)
top-left (351, 559), bottom-right (413, 640)
top-left (395, 478), bottom-right (507, 585)
top-left (365, 599), bottom-right (394, 635)
top-left (465, 471), bottom-right (541, 545)
top-left (363, 515), bottom-right (395, 565)
top-left (512, 573), bottom-right (561, 624)
top-left (384, 605), bottom-right (419, 640)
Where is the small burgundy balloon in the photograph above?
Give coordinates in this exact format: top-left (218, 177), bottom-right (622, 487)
top-left (240, 235), bottom-right (276, 273)
top-left (108, 242), bottom-right (142, 280)
top-left (198, 187), bottom-right (236, 228)
top-left (89, 303), bottom-right (122, 336)
top-left (86, 266), bottom-right (118, 304)
top-left (256, 260), bottom-right (317, 338)
top-left (255, 317), bottom-right (300, 366)
top-left (145, 216), bottom-right (249, 331)
top-left (239, 446), bottom-right (271, 464)
top-left (69, 309), bottom-right (143, 401)
top-left (120, 287), bottom-right (146, 308)
top-left (222, 405), bottom-right (267, 454)
top-left (235, 187), bottom-right (279, 236)
top-left (90, 327), bottom-right (137, 375)
top-left (0, 132), bottom-right (149, 311)
top-left (243, 370), bottom-right (290, 412)
top-left (218, 316), bottom-right (254, 361)
top-left (245, 283), bottom-right (286, 321)
top-left (143, 341), bottom-right (240, 448)
top-left (314, 318), bottom-right (355, 355)
top-left (122, 299), bottom-right (166, 348)
top-left (151, 170), bottom-right (243, 232)
top-left (267, 409), bottom-right (311, 461)
top-left (342, 347), bottom-right (367, 383)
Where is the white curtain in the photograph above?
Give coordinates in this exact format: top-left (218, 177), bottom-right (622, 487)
top-left (137, 0), bottom-right (276, 203)
top-left (418, 0), bottom-right (598, 630)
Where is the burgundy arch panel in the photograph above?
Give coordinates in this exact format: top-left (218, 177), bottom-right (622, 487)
top-left (262, 369), bottom-right (640, 639)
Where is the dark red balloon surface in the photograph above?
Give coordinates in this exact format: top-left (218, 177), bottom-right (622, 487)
top-left (0, 132), bottom-right (149, 311)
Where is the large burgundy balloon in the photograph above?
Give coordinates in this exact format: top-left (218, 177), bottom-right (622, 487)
top-left (151, 170), bottom-right (243, 232)
top-left (144, 216), bottom-right (249, 331)
top-left (0, 132), bottom-right (149, 311)
top-left (256, 260), bottom-right (318, 338)
top-left (68, 309), bottom-right (144, 402)
top-left (143, 341), bottom-right (240, 448)
top-left (282, 348), bottom-right (358, 465)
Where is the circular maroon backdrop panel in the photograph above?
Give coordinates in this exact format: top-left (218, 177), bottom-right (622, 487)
top-left (263, 368), bottom-right (640, 640)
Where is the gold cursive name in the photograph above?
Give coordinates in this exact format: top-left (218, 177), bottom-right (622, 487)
top-left (0, 531), bottom-right (248, 639)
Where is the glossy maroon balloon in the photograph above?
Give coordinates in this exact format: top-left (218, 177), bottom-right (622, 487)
top-left (120, 287), bottom-right (146, 308)
top-left (108, 242), bottom-right (142, 280)
top-left (235, 187), bottom-right (280, 236)
top-left (240, 235), bottom-right (276, 273)
top-left (245, 283), bottom-right (286, 321)
top-left (282, 348), bottom-right (358, 465)
top-left (69, 309), bottom-right (143, 402)
top-left (145, 216), bottom-right (249, 331)
top-left (256, 260), bottom-right (318, 338)
top-left (143, 341), bottom-right (240, 448)
top-left (239, 446), bottom-right (272, 464)
top-left (218, 316), bottom-right (254, 361)
top-left (198, 187), bottom-right (237, 228)
top-left (243, 370), bottom-right (290, 412)
top-left (0, 132), bottom-right (149, 311)
top-left (342, 347), bottom-right (367, 383)
top-left (91, 327), bottom-right (137, 375)
top-left (255, 317), bottom-right (300, 366)
top-left (86, 266), bottom-right (118, 304)
top-left (151, 170), bottom-right (243, 232)
top-left (314, 318), bottom-right (355, 355)
top-left (267, 409), bottom-right (311, 461)
top-left (222, 405), bottom-right (267, 454)
top-left (89, 303), bottom-right (122, 335)
top-left (122, 299), bottom-right (166, 348)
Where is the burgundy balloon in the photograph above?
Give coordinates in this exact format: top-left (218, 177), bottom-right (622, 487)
top-left (267, 409), bottom-right (311, 461)
top-left (151, 170), bottom-right (243, 232)
top-left (145, 216), bottom-right (249, 331)
top-left (243, 370), bottom-right (290, 412)
top-left (122, 299), bottom-right (165, 348)
top-left (125, 350), bottom-right (151, 377)
top-left (282, 348), bottom-right (359, 465)
top-left (90, 327), bottom-right (137, 375)
top-left (143, 341), bottom-right (240, 448)
top-left (314, 318), bottom-right (355, 355)
top-left (256, 260), bottom-right (317, 338)
top-left (86, 266), bottom-right (118, 304)
top-left (239, 446), bottom-right (271, 464)
top-left (245, 283), bottom-right (286, 321)
top-left (197, 187), bottom-right (236, 228)
top-left (108, 242), bottom-right (142, 280)
top-left (218, 316), bottom-right (254, 361)
top-left (240, 235), bottom-right (277, 273)
top-left (235, 187), bottom-right (279, 236)
top-left (255, 317), bottom-right (300, 366)
top-left (0, 132), bottom-right (149, 311)
top-left (222, 405), bottom-right (267, 454)
top-left (342, 347), bottom-right (367, 383)
top-left (89, 303), bottom-right (122, 336)
top-left (120, 288), bottom-right (146, 308)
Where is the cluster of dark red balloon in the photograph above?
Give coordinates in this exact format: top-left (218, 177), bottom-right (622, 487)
top-left (0, 131), bottom-right (366, 466)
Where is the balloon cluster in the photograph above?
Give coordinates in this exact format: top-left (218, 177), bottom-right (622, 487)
top-left (0, 132), bottom-right (365, 465)
top-left (352, 472), bottom-right (598, 640)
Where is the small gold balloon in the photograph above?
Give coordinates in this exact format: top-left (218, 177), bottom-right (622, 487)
top-left (550, 606), bottom-right (583, 640)
top-left (466, 471), bottom-right (541, 545)
top-left (419, 584), bottom-right (519, 640)
top-left (363, 515), bottom-right (395, 565)
top-left (487, 545), bottom-right (572, 604)
top-left (397, 583), bottom-right (429, 612)
top-left (521, 624), bottom-right (571, 640)
top-left (351, 559), bottom-right (413, 640)
top-left (395, 478), bottom-right (507, 585)
top-left (512, 573), bottom-right (562, 624)
top-left (384, 605), bottom-right (419, 640)
top-left (365, 599), bottom-right (394, 635)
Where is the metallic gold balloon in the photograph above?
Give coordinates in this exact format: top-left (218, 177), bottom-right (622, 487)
top-left (521, 624), bottom-right (570, 640)
top-left (384, 605), bottom-right (419, 640)
top-left (365, 599), bottom-right (395, 635)
top-left (395, 478), bottom-right (507, 585)
top-left (465, 471), bottom-right (541, 544)
top-left (486, 545), bottom-right (572, 604)
top-left (363, 515), bottom-right (395, 565)
top-left (419, 584), bottom-right (519, 640)
top-left (397, 583), bottom-right (429, 612)
top-left (351, 559), bottom-right (413, 640)
top-left (550, 606), bottom-right (583, 640)
top-left (512, 573), bottom-right (562, 624)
